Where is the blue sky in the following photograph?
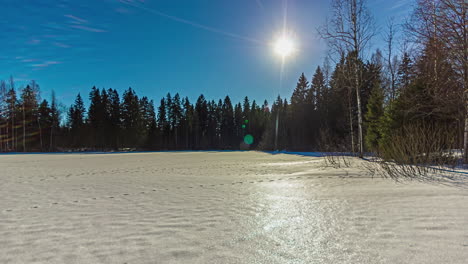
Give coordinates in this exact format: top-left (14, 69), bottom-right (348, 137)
top-left (0, 0), bottom-right (412, 107)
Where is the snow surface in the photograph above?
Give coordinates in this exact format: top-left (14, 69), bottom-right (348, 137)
top-left (1, 151), bottom-right (467, 263)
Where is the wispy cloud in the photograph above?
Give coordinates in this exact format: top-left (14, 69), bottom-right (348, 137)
top-left (64, 14), bottom-right (88, 24)
top-left (53, 42), bottom-right (71, 48)
top-left (119, 0), bottom-right (261, 44)
top-left (22, 59), bottom-right (37, 63)
top-left (28, 38), bottom-right (41, 45)
top-left (32, 61), bottom-right (62, 69)
top-left (64, 13), bottom-right (106, 33)
top-left (70, 25), bottom-right (106, 33)
top-left (115, 7), bottom-right (132, 14)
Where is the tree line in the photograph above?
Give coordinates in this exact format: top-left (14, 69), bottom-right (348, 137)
top-left (0, 0), bottom-right (466, 165)
top-left (0, 82), bottom-right (272, 151)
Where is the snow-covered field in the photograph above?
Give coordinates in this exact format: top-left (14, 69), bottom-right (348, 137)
top-left (1, 152), bottom-right (467, 264)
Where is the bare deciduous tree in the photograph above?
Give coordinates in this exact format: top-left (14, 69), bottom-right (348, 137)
top-left (318, 0), bottom-right (376, 158)
top-left (407, 0), bottom-right (467, 162)
top-left (383, 18), bottom-right (400, 101)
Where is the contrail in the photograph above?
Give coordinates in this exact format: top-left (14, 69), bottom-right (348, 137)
top-left (120, 1), bottom-right (263, 45)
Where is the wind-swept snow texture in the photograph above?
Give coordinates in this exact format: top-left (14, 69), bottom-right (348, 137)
top-left (1, 152), bottom-right (467, 263)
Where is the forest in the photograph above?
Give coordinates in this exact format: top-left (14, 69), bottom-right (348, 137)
top-left (0, 0), bottom-right (466, 166)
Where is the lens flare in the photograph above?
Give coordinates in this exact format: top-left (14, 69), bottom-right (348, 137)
top-left (244, 134), bottom-right (254, 145)
top-left (274, 36), bottom-right (295, 57)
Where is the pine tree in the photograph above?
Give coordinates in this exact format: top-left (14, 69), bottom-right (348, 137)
top-left (290, 73), bottom-right (310, 149)
top-left (195, 95), bottom-right (208, 148)
top-left (291, 73), bottom-right (309, 106)
top-left (397, 52), bottom-right (414, 93)
top-left (68, 93), bottom-right (86, 148)
top-left (49, 91), bottom-right (60, 151)
top-left (107, 89), bottom-right (121, 149)
top-left (38, 100), bottom-right (52, 151)
top-left (221, 96), bottom-right (234, 149)
top-left (170, 93), bottom-right (182, 148)
top-left (310, 67), bottom-right (325, 110)
top-left (157, 98), bottom-right (168, 149)
top-left (234, 102), bottom-right (243, 146)
top-left (139, 96), bottom-right (156, 149)
top-left (181, 97), bottom-right (193, 149)
top-left (364, 82), bottom-right (385, 152)
top-left (5, 81), bottom-right (18, 151)
top-left (88, 87), bottom-right (103, 148)
top-left (19, 83), bottom-right (40, 151)
top-left (121, 88), bottom-right (141, 148)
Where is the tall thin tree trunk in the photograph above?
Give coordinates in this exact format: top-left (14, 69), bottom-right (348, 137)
top-left (355, 62), bottom-right (364, 158)
top-left (13, 115), bottom-right (16, 151)
top-left (464, 88), bottom-right (468, 164)
top-left (6, 121), bottom-right (10, 151)
top-left (22, 104), bottom-right (26, 152)
top-left (348, 87), bottom-right (355, 153)
top-left (463, 7), bottom-right (468, 163)
top-left (0, 126), bottom-right (3, 152)
top-left (175, 128), bottom-right (178, 150)
top-left (274, 111), bottom-right (279, 151)
top-left (50, 123), bottom-right (54, 151)
top-left (38, 118), bottom-right (43, 151)
top-left (351, 0), bottom-right (364, 158)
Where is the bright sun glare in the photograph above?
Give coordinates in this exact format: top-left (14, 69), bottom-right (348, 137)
top-left (274, 36), bottom-right (295, 58)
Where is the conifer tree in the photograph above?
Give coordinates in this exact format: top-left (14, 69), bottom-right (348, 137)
top-left (121, 88), bottom-right (141, 147)
top-left (19, 83), bottom-right (40, 151)
top-left (68, 93), bottom-right (86, 148)
top-left (5, 82), bottom-right (18, 151)
top-left (290, 73), bottom-right (310, 149)
top-left (157, 97), bottom-right (168, 149)
top-left (88, 87), bottom-right (103, 148)
top-left (49, 91), bottom-right (60, 151)
top-left (364, 82), bottom-right (385, 152)
top-left (107, 89), bottom-right (121, 149)
top-left (221, 96), bottom-right (234, 149)
top-left (170, 93), bottom-right (182, 148)
top-left (195, 95), bottom-right (208, 148)
top-left (310, 67), bottom-right (325, 110)
top-left (181, 97), bottom-right (193, 149)
top-left (38, 99), bottom-right (52, 151)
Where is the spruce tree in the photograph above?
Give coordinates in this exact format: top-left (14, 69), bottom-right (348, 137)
top-left (19, 83), bottom-right (40, 151)
top-left (107, 89), bottom-right (121, 149)
top-left (88, 87), bottom-right (103, 148)
top-left (290, 73), bottom-right (309, 149)
top-left (195, 95), bottom-right (208, 148)
top-left (291, 73), bottom-right (309, 106)
top-left (364, 83), bottom-right (384, 152)
top-left (310, 67), bottom-right (325, 110)
top-left (170, 93), bottom-right (182, 148)
top-left (221, 96), bottom-right (234, 149)
top-left (181, 97), bottom-right (193, 149)
top-left (49, 91), bottom-right (60, 151)
top-left (121, 88), bottom-right (141, 147)
top-left (5, 85), bottom-right (18, 151)
top-left (157, 98), bottom-right (168, 149)
top-left (37, 99), bottom-right (52, 151)
top-left (68, 93), bottom-right (86, 148)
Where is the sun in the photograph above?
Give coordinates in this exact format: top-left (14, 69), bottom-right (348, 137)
top-left (274, 36), bottom-right (295, 58)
